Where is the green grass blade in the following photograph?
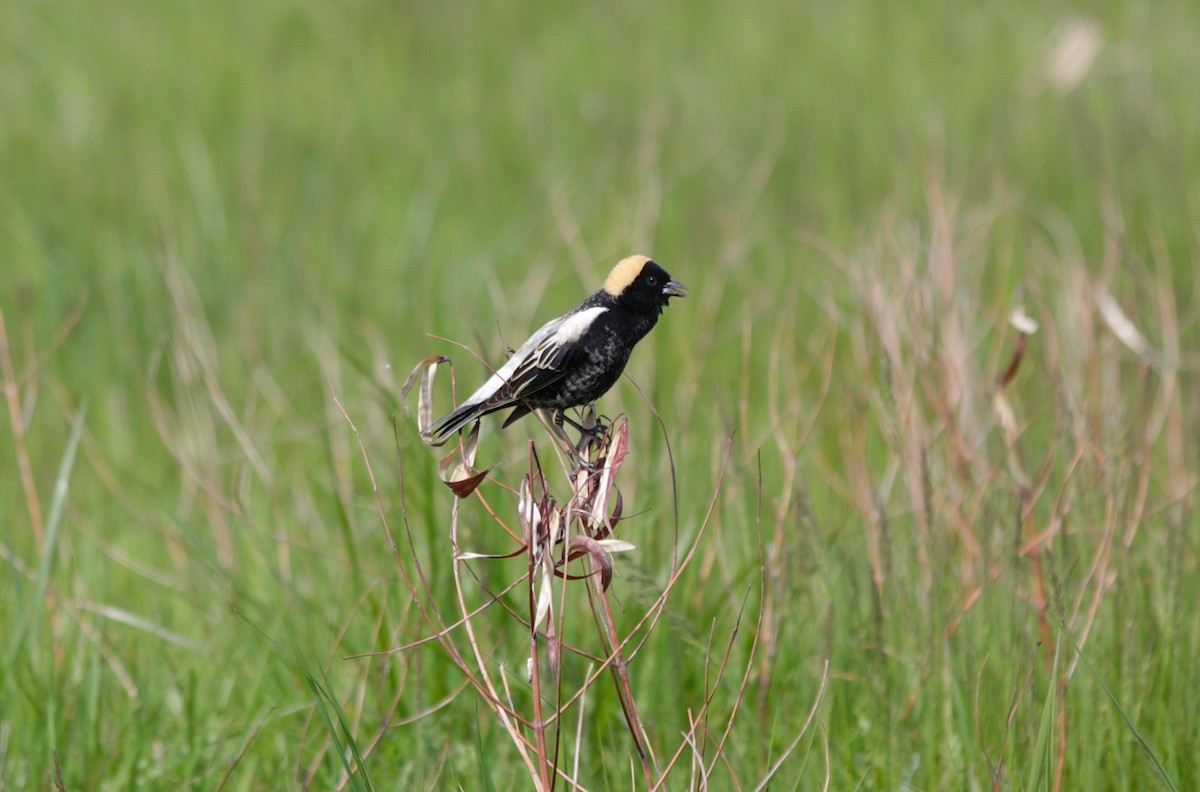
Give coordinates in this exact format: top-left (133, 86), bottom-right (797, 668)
top-left (1065, 626), bottom-right (1179, 792)
top-left (5, 402), bottom-right (87, 666)
top-left (1024, 634), bottom-right (1061, 792)
top-left (297, 647), bottom-right (376, 792)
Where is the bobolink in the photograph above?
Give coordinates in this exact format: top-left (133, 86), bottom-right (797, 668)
top-left (423, 255), bottom-right (685, 445)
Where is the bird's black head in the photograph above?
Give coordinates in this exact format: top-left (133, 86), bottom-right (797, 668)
top-left (603, 255), bottom-right (687, 315)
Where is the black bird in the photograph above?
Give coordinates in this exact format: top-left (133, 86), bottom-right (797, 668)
top-left (423, 255), bottom-right (686, 445)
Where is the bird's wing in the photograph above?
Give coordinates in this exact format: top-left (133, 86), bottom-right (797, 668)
top-left (460, 306), bottom-right (607, 410)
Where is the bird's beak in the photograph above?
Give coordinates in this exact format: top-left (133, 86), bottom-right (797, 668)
top-left (663, 279), bottom-right (687, 299)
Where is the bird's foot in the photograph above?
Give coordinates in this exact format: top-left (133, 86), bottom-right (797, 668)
top-left (552, 407), bottom-right (608, 471)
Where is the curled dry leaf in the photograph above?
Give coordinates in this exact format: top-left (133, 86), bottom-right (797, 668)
top-left (461, 418), bottom-right (481, 468)
top-left (534, 554), bottom-right (555, 629)
top-left (445, 468), bottom-right (491, 498)
top-left (545, 505), bottom-right (563, 548)
top-left (1094, 284), bottom-right (1161, 367)
top-left (518, 476), bottom-right (534, 530)
top-left (518, 474), bottom-right (548, 560)
top-left (991, 389), bottom-right (1031, 488)
top-left (401, 355), bottom-right (449, 432)
top-left (601, 489), bottom-right (623, 538)
top-left (572, 467), bottom-right (590, 497)
top-left (996, 307), bottom-right (1038, 389)
top-left (436, 450), bottom-right (460, 482)
top-left (605, 417), bottom-right (630, 472)
top-left (544, 615), bottom-right (560, 678)
top-left (993, 390), bottom-right (1018, 439)
top-left (435, 422), bottom-right (490, 497)
top-left (569, 535), bottom-right (615, 591)
top-left (588, 418), bottom-right (629, 535)
top-left (998, 334), bottom-right (1028, 390)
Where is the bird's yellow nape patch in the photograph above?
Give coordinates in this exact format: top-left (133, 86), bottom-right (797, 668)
top-left (603, 255), bottom-right (653, 297)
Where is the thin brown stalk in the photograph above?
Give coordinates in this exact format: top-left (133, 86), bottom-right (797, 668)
top-left (585, 571), bottom-right (657, 786)
top-left (216, 711), bottom-right (272, 792)
top-left (449, 492), bottom-right (542, 779)
top-left (653, 574), bottom-right (760, 788)
top-left (570, 663), bottom-right (592, 784)
top-left (751, 660), bottom-right (829, 791)
top-left (683, 709), bottom-right (709, 790)
top-left (335, 396), bottom-right (534, 752)
top-left (387, 679), bottom-right (470, 728)
top-left (654, 601), bottom-right (748, 789)
top-left (527, 466), bottom-right (554, 791)
top-left (346, 572), bottom-right (528, 659)
top-left (1065, 482), bottom-right (1119, 680)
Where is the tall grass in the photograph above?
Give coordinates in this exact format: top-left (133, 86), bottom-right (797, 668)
top-left (3, 0), bottom-right (1198, 788)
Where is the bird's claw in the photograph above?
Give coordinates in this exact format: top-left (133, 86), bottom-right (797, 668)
top-left (549, 408), bottom-right (609, 472)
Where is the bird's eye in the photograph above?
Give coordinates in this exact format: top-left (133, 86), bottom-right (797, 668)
top-left (647, 275), bottom-right (658, 286)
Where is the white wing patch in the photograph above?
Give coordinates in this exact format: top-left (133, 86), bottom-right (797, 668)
top-left (556, 306), bottom-right (607, 342)
top-left (458, 306), bottom-right (607, 408)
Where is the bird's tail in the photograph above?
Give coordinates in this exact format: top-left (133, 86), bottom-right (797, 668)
top-left (421, 400), bottom-right (482, 446)
top-left (423, 396), bottom-right (522, 445)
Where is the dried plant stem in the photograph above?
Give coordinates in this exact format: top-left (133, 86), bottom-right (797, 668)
top-left (389, 340), bottom-right (768, 789)
top-left (337, 397), bottom-right (543, 778)
top-left (450, 494), bottom-right (543, 781)
top-left (585, 566), bottom-right (657, 785)
top-left (528, 548), bottom-right (554, 790)
top-left (752, 660), bottom-right (829, 792)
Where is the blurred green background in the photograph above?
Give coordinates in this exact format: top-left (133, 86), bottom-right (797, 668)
top-left (3, 0), bottom-right (1198, 788)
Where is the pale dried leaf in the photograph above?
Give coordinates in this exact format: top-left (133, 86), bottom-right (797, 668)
top-left (455, 550), bottom-right (500, 561)
top-left (454, 546), bottom-right (526, 561)
top-left (569, 535), bottom-right (614, 591)
top-left (1094, 284), bottom-right (1160, 365)
top-left (546, 506), bottom-right (562, 547)
top-left (545, 616), bottom-right (560, 678)
top-left (993, 391), bottom-right (1018, 440)
top-left (534, 555), bottom-right (554, 629)
top-left (606, 418), bottom-right (630, 474)
top-left (595, 539), bottom-right (637, 554)
top-left (461, 419), bottom-right (480, 469)
top-left (401, 356), bottom-right (447, 430)
top-left (1010, 308), bottom-right (1039, 335)
top-left (572, 467), bottom-right (589, 497)
top-left (588, 488), bottom-right (608, 533)
top-left (436, 448), bottom-right (462, 481)
top-left (1043, 17), bottom-right (1102, 93)
top-left (588, 419), bottom-right (629, 531)
top-left (518, 476), bottom-right (543, 553)
top-left (518, 476), bottom-right (533, 526)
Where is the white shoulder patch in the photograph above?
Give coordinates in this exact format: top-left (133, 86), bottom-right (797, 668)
top-left (554, 306), bottom-right (607, 343)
